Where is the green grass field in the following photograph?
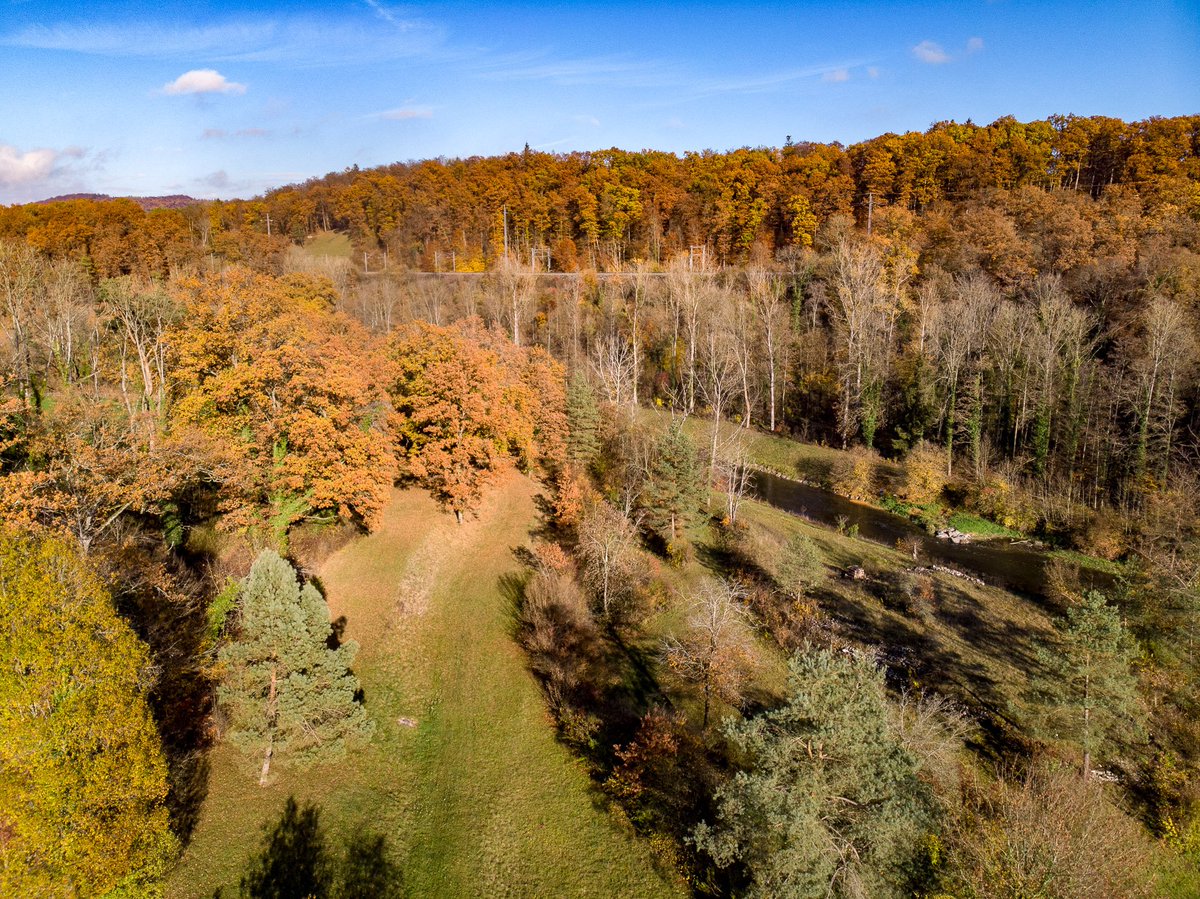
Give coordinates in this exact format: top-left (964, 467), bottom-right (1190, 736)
top-left (301, 231), bottom-right (353, 259)
top-left (168, 475), bottom-right (682, 898)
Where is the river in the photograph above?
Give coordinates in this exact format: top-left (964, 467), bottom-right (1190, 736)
top-left (750, 469), bottom-right (1112, 596)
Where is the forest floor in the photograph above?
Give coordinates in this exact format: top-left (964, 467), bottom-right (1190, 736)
top-left (167, 473), bottom-right (682, 898)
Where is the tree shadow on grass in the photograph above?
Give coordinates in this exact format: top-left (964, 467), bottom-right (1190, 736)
top-left (220, 796), bottom-right (402, 899)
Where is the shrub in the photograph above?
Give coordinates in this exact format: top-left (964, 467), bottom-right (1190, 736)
top-left (828, 446), bottom-right (878, 501)
top-left (901, 441), bottom-right (948, 504)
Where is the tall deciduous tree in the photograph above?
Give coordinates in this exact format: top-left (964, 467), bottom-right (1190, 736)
top-left (661, 579), bottom-right (756, 729)
top-left (0, 527), bottom-right (177, 897)
top-left (218, 550), bottom-right (372, 785)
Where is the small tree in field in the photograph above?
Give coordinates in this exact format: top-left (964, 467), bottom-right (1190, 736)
top-left (640, 420), bottom-right (703, 548)
top-left (1031, 590), bottom-right (1142, 780)
top-left (775, 532), bottom-right (825, 599)
top-left (219, 550), bottom-right (373, 785)
top-left (661, 579), bottom-right (757, 729)
top-left (577, 499), bottom-right (641, 621)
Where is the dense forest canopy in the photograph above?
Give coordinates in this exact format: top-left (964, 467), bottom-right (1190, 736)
top-left (1, 114), bottom-right (1197, 276)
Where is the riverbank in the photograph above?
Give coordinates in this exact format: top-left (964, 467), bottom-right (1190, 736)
top-left (637, 409), bottom-right (1124, 585)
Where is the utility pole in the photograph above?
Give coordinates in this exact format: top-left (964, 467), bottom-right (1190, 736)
top-left (265, 213), bottom-right (272, 237)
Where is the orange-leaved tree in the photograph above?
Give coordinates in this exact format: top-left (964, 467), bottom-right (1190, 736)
top-left (386, 318), bottom-right (565, 521)
top-left (169, 268), bottom-right (395, 538)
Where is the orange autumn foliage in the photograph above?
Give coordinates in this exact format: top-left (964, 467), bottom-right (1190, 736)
top-left (169, 268), bottom-right (395, 531)
top-left (386, 318), bottom-right (565, 520)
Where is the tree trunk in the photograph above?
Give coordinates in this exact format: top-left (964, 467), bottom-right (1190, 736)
top-left (259, 666), bottom-right (278, 786)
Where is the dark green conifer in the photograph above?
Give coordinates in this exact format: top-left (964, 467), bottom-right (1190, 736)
top-left (218, 550), bottom-right (373, 785)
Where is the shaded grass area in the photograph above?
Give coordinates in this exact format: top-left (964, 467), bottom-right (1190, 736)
top-left (1049, 547), bottom-right (1127, 577)
top-left (736, 495), bottom-right (1057, 746)
top-left (168, 476), bottom-right (680, 899)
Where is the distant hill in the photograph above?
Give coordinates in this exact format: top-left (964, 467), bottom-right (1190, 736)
top-left (36, 193), bottom-right (200, 210)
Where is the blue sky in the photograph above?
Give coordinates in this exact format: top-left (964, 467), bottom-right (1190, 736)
top-left (0, 0), bottom-right (1196, 203)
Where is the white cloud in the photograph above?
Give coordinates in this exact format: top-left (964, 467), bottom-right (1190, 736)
top-left (162, 69), bottom-right (246, 95)
top-left (822, 68), bottom-right (850, 83)
top-left (377, 106), bottom-right (432, 120)
top-left (967, 36), bottom-right (985, 53)
top-left (912, 40), bottom-right (950, 64)
top-left (573, 114), bottom-right (601, 127)
top-left (0, 144), bottom-right (58, 185)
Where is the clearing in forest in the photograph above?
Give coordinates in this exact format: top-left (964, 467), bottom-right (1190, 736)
top-left (168, 473), bottom-right (680, 898)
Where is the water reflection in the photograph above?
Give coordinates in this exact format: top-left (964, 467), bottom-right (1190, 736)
top-left (750, 470), bottom-right (1109, 596)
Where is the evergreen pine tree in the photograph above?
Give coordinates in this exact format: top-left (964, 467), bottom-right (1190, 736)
top-left (219, 550), bottom-right (373, 785)
top-left (695, 647), bottom-right (935, 899)
top-left (565, 372), bottom-right (600, 466)
top-left (640, 420), bottom-right (703, 546)
top-left (1031, 590), bottom-right (1142, 779)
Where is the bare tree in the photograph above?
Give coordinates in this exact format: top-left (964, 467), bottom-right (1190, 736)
top-left (667, 258), bottom-right (704, 412)
top-left (577, 499), bottom-right (641, 620)
top-left (101, 277), bottom-right (178, 427)
top-left (929, 273), bottom-right (998, 474)
top-left (661, 578), bottom-right (756, 728)
top-left (0, 241), bottom-right (43, 408)
top-left (493, 256), bottom-right (537, 345)
top-left (590, 331), bottom-right (637, 407)
top-left (715, 431), bottom-right (754, 525)
top-left (698, 299), bottom-right (742, 478)
top-left (825, 229), bottom-right (895, 448)
top-left (747, 267), bottom-right (788, 431)
top-left (1125, 295), bottom-right (1197, 488)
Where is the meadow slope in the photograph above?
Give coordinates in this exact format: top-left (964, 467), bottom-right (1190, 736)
top-left (168, 473), bottom-right (681, 898)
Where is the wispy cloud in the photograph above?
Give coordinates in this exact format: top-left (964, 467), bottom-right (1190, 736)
top-left (202, 127), bottom-right (270, 139)
top-left (912, 40), bottom-right (950, 64)
top-left (573, 114), bottom-right (601, 127)
top-left (376, 106), bottom-right (433, 120)
top-left (482, 49), bottom-right (863, 104)
top-left (913, 37), bottom-right (984, 65)
top-left (162, 69), bottom-right (246, 95)
top-left (4, 15), bottom-right (445, 66)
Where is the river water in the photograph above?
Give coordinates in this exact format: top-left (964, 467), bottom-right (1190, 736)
top-left (750, 470), bottom-right (1109, 596)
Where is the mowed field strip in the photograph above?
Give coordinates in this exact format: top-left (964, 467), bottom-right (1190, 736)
top-left (168, 473), bottom-right (681, 898)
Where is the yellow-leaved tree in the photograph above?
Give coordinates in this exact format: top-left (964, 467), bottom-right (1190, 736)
top-left (0, 527), bottom-right (177, 896)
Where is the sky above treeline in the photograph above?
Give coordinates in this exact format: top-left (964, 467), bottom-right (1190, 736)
top-left (0, 0), bottom-right (1196, 204)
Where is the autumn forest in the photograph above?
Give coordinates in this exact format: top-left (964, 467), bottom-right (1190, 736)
top-left (3, 112), bottom-right (1200, 898)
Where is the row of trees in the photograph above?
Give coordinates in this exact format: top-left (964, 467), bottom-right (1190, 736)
top-left (0, 115), bottom-right (1196, 277)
